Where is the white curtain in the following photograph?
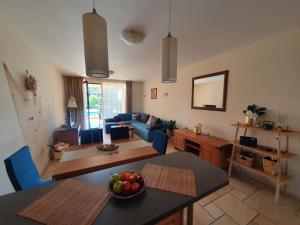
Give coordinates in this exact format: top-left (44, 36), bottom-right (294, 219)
top-left (101, 80), bottom-right (126, 119)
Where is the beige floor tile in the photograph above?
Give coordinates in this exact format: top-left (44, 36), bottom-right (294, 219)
top-left (261, 187), bottom-right (300, 211)
top-left (229, 176), bottom-right (260, 197)
top-left (204, 203), bottom-right (224, 219)
top-left (211, 215), bottom-right (239, 225)
top-left (253, 214), bottom-right (277, 225)
top-left (230, 188), bottom-right (248, 201)
top-left (214, 185), bottom-right (234, 196)
top-left (245, 189), bottom-right (300, 225)
top-left (183, 204), bottom-right (215, 225)
top-left (214, 193), bottom-right (258, 225)
top-left (198, 185), bottom-right (234, 206)
top-left (198, 192), bottom-right (220, 206)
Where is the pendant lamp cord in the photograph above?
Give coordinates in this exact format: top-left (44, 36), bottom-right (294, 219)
top-left (93, 0), bottom-right (96, 9)
top-left (168, 0), bottom-right (172, 34)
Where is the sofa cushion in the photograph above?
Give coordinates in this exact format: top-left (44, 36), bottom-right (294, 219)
top-left (146, 116), bottom-right (161, 129)
top-left (140, 113), bottom-right (150, 123)
top-left (113, 116), bottom-right (121, 122)
top-left (117, 113), bottom-right (132, 121)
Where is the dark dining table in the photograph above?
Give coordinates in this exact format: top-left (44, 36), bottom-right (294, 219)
top-left (0, 152), bottom-right (228, 225)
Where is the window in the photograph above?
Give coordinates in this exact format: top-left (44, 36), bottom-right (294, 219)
top-left (83, 81), bottom-right (126, 129)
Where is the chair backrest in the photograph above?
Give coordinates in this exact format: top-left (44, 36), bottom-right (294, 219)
top-left (4, 146), bottom-right (42, 191)
top-left (152, 130), bottom-right (169, 155)
top-left (80, 129), bottom-right (103, 144)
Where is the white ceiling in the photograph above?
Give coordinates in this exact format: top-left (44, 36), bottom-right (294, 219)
top-left (0, 0), bottom-right (300, 81)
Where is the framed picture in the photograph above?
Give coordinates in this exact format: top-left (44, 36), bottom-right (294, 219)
top-left (151, 88), bottom-right (157, 99)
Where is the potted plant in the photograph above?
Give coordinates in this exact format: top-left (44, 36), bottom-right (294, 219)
top-left (163, 120), bottom-right (177, 137)
top-left (48, 143), bottom-right (69, 160)
top-left (243, 104), bottom-right (266, 126)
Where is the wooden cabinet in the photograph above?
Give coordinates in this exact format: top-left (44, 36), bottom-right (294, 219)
top-left (201, 146), bottom-right (222, 167)
top-left (54, 126), bottom-right (80, 146)
top-left (174, 129), bottom-right (232, 168)
top-left (156, 211), bottom-right (183, 225)
top-left (174, 132), bottom-right (185, 151)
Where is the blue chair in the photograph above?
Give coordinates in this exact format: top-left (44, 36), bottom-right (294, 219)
top-left (4, 146), bottom-right (54, 191)
top-left (80, 128), bottom-right (103, 144)
top-left (152, 130), bottom-right (169, 155)
top-left (111, 126), bottom-right (129, 140)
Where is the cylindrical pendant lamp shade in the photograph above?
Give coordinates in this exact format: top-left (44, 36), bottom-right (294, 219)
top-left (83, 9), bottom-right (109, 78)
top-left (161, 33), bottom-right (177, 83)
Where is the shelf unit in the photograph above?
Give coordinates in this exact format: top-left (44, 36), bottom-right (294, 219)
top-left (228, 122), bottom-right (298, 201)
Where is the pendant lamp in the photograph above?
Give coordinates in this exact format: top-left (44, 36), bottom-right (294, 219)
top-left (83, 0), bottom-right (109, 78)
top-left (161, 0), bottom-right (177, 83)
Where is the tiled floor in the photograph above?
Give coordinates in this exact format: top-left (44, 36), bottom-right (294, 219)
top-left (42, 135), bottom-right (300, 225)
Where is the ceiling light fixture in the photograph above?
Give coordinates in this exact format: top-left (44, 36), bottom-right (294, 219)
top-left (120, 29), bottom-right (145, 46)
top-left (161, 0), bottom-right (177, 83)
top-left (83, 0), bottom-right (109, 78)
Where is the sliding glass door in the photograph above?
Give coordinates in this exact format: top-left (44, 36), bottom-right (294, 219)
top-left (84, 81), bottom-right (126, 129)
top-left (84, 83), bottom-right (102, 129)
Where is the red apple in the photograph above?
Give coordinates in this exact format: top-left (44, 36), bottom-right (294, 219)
top-left (120, 173), bottom-right (127, 181)
top-left (128, 175), bottom-right (137, 183)
top-left (131, 182), bottom-right (141, 193)
top-left (121, 181), bottom-right (132, 195)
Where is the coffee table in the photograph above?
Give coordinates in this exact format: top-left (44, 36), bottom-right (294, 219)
top-left (116, 124), bottom-right (135, 137)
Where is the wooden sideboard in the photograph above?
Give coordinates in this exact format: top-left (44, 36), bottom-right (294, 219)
top-left (54, 126), bottom-right (80, 146)
top-left (174, 129), bottom-right (232, 168)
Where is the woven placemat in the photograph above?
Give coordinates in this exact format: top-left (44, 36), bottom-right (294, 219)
top-left (18, 179), bottom-right (111, 225)
top-left (142, 164), bottom-right (197, 197)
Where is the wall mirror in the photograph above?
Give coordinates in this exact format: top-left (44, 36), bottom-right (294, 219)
top-left (191, 70), bottom-right (228, 111)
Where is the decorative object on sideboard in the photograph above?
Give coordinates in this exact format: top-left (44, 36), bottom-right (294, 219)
top-left (262, 121), bottom-right (274, 130)
top-left (277, 114), bottom-right (287, 129)
top-left (24, 70), bottom-right (37, 104)
top-left (237, 151), bottom-right (254, 168)
top-left (163, 120), bottom-right (177, 137)
top-left (48, 143), bottom-right (69, 160)
top-left (151, 88), bottom-right (157, 99)
top-left (239, 136), bottom-right (257, 147)
top-left (263, 156), bottom-right (277, 176)
top-left (83, 0), bottom-right (109, 78)
top-left (161, 0), bottom-right (177, 83)
top-left (67, 96), bottom-right (78, 128)
top-left (243, 104), bottom-right (266, 126)
top-left (193, 123), bottom-right (203, 135)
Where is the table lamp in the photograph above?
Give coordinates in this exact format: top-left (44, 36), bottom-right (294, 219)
top-left (67, 96), bottom-right (77, 127)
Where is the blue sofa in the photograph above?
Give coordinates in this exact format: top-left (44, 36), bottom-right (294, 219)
top-left (104, 113), bottom-right (166, 142)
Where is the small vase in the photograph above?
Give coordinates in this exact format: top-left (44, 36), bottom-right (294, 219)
top-left (245, 116), bottom-right (252, 125)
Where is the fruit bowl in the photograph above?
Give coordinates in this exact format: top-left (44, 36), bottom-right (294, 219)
top-left (97, 144), bottom-right (119, 152)
top-left (109, 171), bottom-right (145, 199)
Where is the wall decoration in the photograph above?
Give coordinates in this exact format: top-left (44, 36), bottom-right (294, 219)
top-left (25, 70), bottom-right (37, 103)
top-left (151, 88), bottom-right (157, 99)
top-left (3, 62), bottom-right (28, 101)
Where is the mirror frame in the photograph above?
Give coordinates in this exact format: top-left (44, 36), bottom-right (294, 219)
top-left (191, 70), bottom-right (229, 112)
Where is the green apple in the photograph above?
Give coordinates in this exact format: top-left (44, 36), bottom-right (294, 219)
top-left (113, 181), bottom-right (123, 194)
top-left (111, 173), bottom-right (121, 183)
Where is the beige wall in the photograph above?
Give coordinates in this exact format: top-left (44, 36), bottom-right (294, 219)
top-left (193, 80), bottom-right (224, 108)
top-left (143, 30), bottom-right (300, 198)
top-left (0, 21), bottom-right (65, 195)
